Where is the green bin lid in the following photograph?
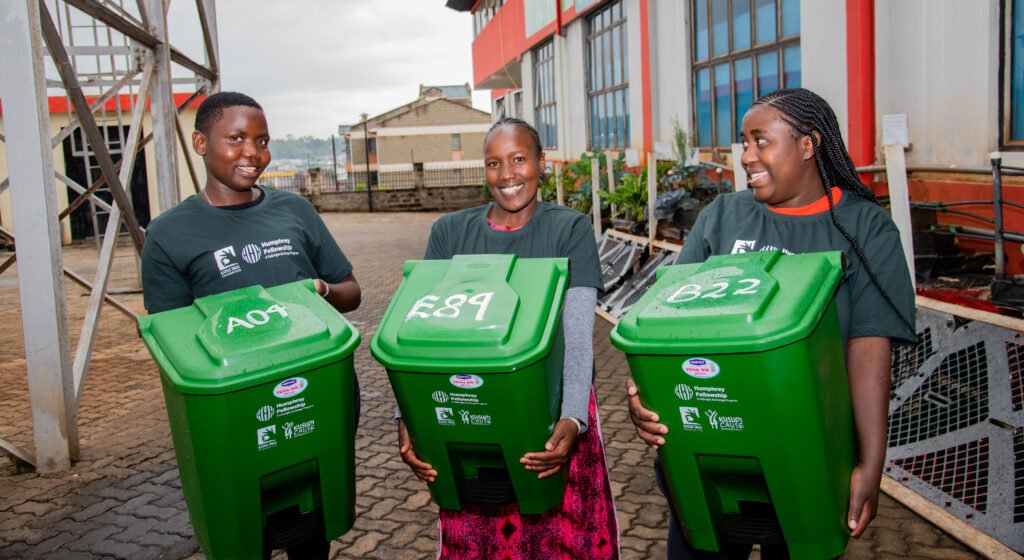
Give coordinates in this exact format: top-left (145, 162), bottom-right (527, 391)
top-left (137, 279), bottom-right (360, 395)
top-left (370, 254), bottom-right (568, 373)
top-left (610, 250), bottom-right (844, 354)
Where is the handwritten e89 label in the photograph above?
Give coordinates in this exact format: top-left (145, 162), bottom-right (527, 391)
top-left (406, 292), bottom-right (494, 321)
top-left (667, 279), bottom-right (761, 303)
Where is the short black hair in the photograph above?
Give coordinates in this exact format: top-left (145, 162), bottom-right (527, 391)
top-left (194, 92), bottom-right (263, 135)
top-left (485, 117), bottom-right (544, 160)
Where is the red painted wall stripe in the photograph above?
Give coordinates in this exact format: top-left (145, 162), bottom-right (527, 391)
top-left (845, 0), bottom-right (876, 170)
top-left (0, 92), bottom-right (204, 117)
top-left (639, 0), bottom-right (653, 156)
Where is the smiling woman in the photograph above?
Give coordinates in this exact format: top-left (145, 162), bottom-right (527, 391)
top-left (396, 117), bottom-right (620, 559)
top-left (193, 103), bottom-right (270, 205)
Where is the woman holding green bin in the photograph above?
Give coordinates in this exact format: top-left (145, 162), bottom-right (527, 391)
top-left (626, 88), bottom-right (916, 558)
top-left (396, 118), bottom-right (619, 559)
top-left (141, 92), bottom-right (361, 560)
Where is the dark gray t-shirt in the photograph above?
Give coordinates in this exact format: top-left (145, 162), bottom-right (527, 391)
top-left (424, 201), bottom-right (603, 292)
top-left (141, 187), bottom-right (352, 313)
top-left (677, 189), bottom-right (916, 345)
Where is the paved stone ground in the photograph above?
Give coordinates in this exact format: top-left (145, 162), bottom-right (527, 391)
top-left (0, 212), bottom-right (981, 559)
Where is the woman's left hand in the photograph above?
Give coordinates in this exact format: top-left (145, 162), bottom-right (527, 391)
top-left (520, 419), bottom-right (579, 479)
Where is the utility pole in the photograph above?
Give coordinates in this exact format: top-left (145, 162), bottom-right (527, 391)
top-left (331, 135), bottom-right (339, 189)
top-left (362, 113), bottom-right (373, 212)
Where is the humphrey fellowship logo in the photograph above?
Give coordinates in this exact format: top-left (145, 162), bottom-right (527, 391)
top-left (257, 425), bottom-right (277, 450)
top-left (435, 407), bottom-right (454, 426)
top-left (256, 405), bottom-right (275, 422)
top-left (431, 391), bottom-right (450, 404)
top-left (241, 243), bottom-right (263, 264)
top-left (675, 384), bottom-right (694, 401)
top-left (679, 407), bottom-right (703, 431)
top-left (705, 409), bottom-right (720, 430)
top-left (213, 246), bottom-right (241, 277)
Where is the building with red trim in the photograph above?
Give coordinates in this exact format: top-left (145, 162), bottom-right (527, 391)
top-left (0, 92), bottom-right (204, 244)
top-left (447, 0), bottom-right (1024, 273)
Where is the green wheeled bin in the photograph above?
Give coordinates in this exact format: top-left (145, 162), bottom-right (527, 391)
top-left (137, 279), bottom-right (360, 559)
top-left (372, 254), bottom-right (569, 514)
top-left (610, 250), bottom-right (854, 559)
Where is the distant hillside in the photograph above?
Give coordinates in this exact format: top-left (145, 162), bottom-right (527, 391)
top-left (269, 135), bottom-right (341, 161)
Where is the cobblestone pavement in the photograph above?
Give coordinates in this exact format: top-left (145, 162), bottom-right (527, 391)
top-left (0, 212), bottom-right (980, 559)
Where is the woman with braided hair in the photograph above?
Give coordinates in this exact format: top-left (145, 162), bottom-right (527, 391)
top-left (626, 88), bottom-right (916, 558)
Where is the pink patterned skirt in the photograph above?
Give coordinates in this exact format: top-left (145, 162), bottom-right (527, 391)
top-left (437, 389), bottom-right (619, 559)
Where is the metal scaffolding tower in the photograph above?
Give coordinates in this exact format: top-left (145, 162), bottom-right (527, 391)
top-left (0, 0), bottom-right (219, 472)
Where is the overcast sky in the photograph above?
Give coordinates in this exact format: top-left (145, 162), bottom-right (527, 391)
top-left (167, 0), bottom-right (490, 139)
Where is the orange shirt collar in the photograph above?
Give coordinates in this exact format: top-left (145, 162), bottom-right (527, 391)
top-left (766, 187), bottom-right (843, 216)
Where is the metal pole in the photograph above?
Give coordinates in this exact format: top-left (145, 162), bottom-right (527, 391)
top-left (0, 0), bottom-right (76, 471)
top-left (143, 0), bottom-right (181, 214)
top-left (992, 152), bottom-right (1005, 280)
top-left (606, 150), bottom-right (617, 217)
top-left (884, 144), bottom-right (916, 289)
top-left (648, 152), bottom-right (658, 254)
top-left (731, 143), bottom-right (748, 191)
top-left (555, 161), bottom-right (564, 206)
top-left (362, 113), bottom-right (373, 212)
top-left (591, 158), bottom-right (601, 239)
top-left (331, 135), bottom-right (339, 189)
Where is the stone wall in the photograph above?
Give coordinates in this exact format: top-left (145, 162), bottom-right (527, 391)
top-left (312, 184), bottom-right (485, 213)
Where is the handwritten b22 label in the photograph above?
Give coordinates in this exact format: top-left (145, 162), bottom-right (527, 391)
top-left (682, 358), bottom-right (720, 379)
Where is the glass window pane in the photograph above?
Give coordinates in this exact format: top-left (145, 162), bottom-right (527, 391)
top-left (714, 63), bottom-right (733, 144)
top-left (1012, 0), bottom-right (1024, 140)
top-left (696, 68), bottom-right (712, 146)
top-left (781, 0), bottom-right (799, 36)
top-left (756, 51), bottom-right (779, 96)
top-left (618, 89), bottom-right (626, 146)
top-left (783, 45), bottom-right (801, 88)
top-left (612, 24), bottom-right (622, 84)
top-left (589, 96), bottom-right (598, 148)
top-left (733, 0), bottom-right (751, 51)
top-left (695, 0), bottom-right (709, 60)
top-left (734, 57), bottom-right (754, 138)
top-left (604, 32), bottom-right (613, 87)
top-left (616, 89), bottom-right (626, 146)
top-left (755, 0), bottom-right (776, 44)
top-left (622, 24), bottom-right (629, 77)
top-left (712, 0), bottom-right (729, 56)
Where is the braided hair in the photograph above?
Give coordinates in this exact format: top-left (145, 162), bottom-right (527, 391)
top-left (752, 88), bottom-right (915, 336)
top-left (485, 117), bottom-right (544, 161)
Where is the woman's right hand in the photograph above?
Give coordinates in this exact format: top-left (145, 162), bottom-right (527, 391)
top-left (398, 418), bottom-right (437, 484)
top-left (626, 378), bottom-right (668, 449)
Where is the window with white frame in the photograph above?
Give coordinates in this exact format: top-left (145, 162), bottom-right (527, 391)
top-left (692, 0), bottom-right (800, 148)
top-left (534, 39), bottom-right (558, 148)
top-left (586, 0), bottom-right (629, 150)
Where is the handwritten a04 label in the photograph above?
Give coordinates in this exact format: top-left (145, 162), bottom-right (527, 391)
top-left (273, 377), bottom-right (308, 398)
top-left (682, 358), bottom-right (720, 379)
top-left (449, 374), bottom-right (484, 389)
